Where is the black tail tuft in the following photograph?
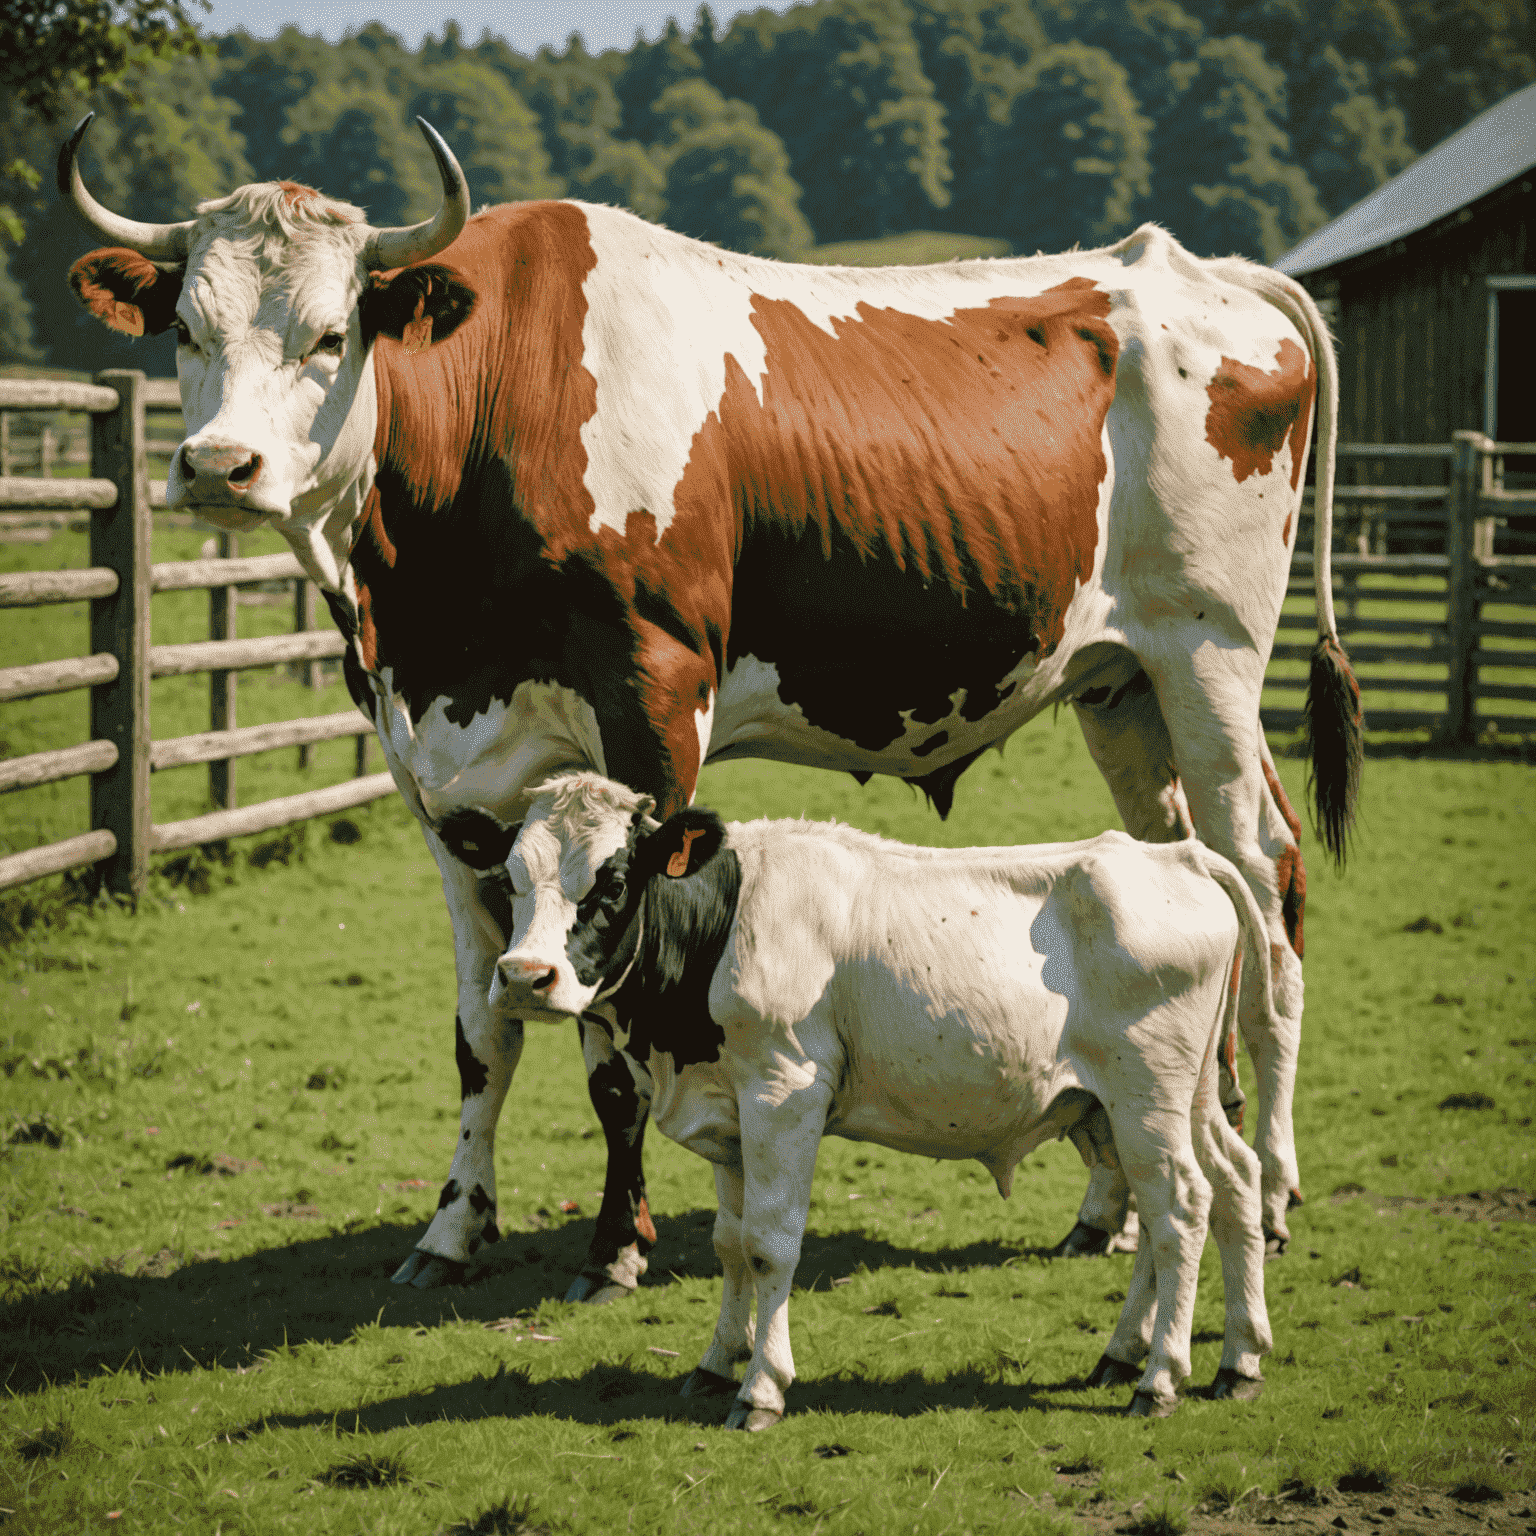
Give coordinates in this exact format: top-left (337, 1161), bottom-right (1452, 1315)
top-left (1303, 633), bottom-right (1362, 868)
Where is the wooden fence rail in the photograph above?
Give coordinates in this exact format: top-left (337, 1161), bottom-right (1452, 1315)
top-left (4, 377), bottom-right (1535, 897)
top-left (0, 370), bottom-right (391, 897)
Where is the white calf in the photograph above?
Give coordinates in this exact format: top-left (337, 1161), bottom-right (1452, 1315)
top-left (491, 774), bottom-right (1275, 1424)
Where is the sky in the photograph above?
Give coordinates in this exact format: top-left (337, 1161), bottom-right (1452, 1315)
top-left (197, 1), bottom-right (799, 52)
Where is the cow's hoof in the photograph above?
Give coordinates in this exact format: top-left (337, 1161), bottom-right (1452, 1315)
top-left (1086, 1352), bottom-right (1142, 1389)
top-left (1127, 1388), bottom-right (1178, 1419)
top-left (1211, 1367), bottom-right (1264, 1402)
top-left (564, 1271), bottom-right (636, 1305)
top-left (390, 1249), bottom-right (468, 1288)
top-left (679, 1368), bottom-right (737, 1399)
top-left (724, 1402), bottom-right (782, 1432)
top-left (1054, 1221), bottom-right (1112, 1258)
top-left (1263, 1227), bottom-right (1289, 1259)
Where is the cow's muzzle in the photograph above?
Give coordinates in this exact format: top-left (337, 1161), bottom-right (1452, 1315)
top-left (177, 439), bottom-right (265, 501)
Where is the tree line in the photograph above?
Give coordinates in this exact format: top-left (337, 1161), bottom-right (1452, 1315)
top-left (3, 0), bottom-right (1531, 374)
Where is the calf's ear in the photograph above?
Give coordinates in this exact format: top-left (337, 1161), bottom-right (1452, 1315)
top-left (68, 248), bottom-right (183, 336)
top-left (360, 263), bottom-right (477, 353)
top-left (647, 808), bottom-right (728, 882)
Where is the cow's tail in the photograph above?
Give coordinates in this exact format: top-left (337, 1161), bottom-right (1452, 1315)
top-left (1235, 263), bottom-right (1362, 868)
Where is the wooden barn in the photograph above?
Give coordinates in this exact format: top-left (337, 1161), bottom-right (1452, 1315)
top-left (1276, 83), bottom-right (1536, 452)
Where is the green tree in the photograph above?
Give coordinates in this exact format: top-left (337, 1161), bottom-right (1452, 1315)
top-left (651, 79), bottom-right (813, 256)
top-left (476, 35), bottom-right (664, 217)
top-left (409, 54), bottom-right (564, 207)
top-left (1149, 33), bottom-right (1326, 259)
top-left (612, 18), bottom-right (705, 145)
top-left (10, 46), bottom-right (249, 371)
top-left (972, 40), bottom-right (1151, 249)
top-left (711, 0), bottom-right (952, 242)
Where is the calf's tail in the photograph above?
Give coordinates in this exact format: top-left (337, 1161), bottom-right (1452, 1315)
top-left (1199, 846), bottom-right (1280, 1043)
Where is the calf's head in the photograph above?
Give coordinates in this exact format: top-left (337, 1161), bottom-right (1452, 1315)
top-left (491, 774), bottom-right (733, 1023)
top-left (59, 113), bottom-right (476, 570)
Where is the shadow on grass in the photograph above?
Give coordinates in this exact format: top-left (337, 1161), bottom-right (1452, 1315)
top-left (221, 1361), bottom-right (1125, 1439)
top-left (0, 1209), bottom-right (1065, 1395)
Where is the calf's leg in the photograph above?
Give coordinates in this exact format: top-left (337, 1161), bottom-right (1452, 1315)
top-left (1193, 1106), bottom-right (1271, 1396)
top-left (567, 1022), bottom-right (655, 1303)
top-left (728, 1086), bottom-right (830, 1429)
top-left (681, 1165), bottom-right (756, 1400)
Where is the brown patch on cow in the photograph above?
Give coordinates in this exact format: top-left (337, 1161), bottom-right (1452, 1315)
top-left (703, 280), bottom-right (1112, 659)
top-left (1262, 755), bottom-right (1306, 957)
top-left (69, 248), bottom-right (182, 337)
top-left (635, 1195), bottom-right (657, 1247)
top-left (276, 180), bottom-right (354, 225)
top-left (1204, 338), bottom-right (1315, 491)
top-left (1282, 510), bottom-right (1292, 545)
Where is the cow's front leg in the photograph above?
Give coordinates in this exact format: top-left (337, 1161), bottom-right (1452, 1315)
top-left (393, 842), bottom-right (522, 1287)
top-left (565, 1020), bottom-right (654, 1304)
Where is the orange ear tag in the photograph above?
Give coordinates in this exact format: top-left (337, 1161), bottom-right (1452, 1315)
top-left (401, 313), bottom-right (433, 354)
top-left (666, 827), bottom-right (705, 878)
top-left (109, 301), bottom-right (144, 337)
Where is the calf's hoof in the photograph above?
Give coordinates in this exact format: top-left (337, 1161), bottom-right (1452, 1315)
top-left (1086, 1352), bottom-right (1142, 1389)
top-left (1262, 1227), bottom-right (1289, 1260)
top-left (724, 1401), bottom-right (782, 1432)
top-left (390, 1249), bottom-right (468, 1288)
top-left (679, 1368), bottom-right (737, 1399)
top-left (564, 1271), bottom-right (636, 1305)
top-left (1127, 1388), bottom-right (1178, 1419)
top-left (1054, 1221), bottom-right (1112, 1258)
top-left (1210, 1367), bottom-right (1264, 1402)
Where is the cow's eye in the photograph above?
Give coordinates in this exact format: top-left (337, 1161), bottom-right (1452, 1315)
top-left (307, 331), bottom-right (345, 361)
top-left (174, 320), bottom-right (195, 351)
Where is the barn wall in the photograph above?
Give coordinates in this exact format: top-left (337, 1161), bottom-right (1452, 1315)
top-left (1303, 177), bottom-right (1534, 453)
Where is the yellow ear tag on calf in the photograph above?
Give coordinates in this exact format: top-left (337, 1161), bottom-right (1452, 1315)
top-left (666, 828), bottom-right (705, 879)
top-left (401, 313), bottom-right (433, 354)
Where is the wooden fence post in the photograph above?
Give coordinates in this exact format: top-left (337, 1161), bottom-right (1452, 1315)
top-left (89, 370), bottom-right (151, 897)
top-left (210, 533), bottom-right (238, 808)
top-left (293, 577), bottom-right (321, 768)
top-left (1444, 430), bottom-right (1485, 746)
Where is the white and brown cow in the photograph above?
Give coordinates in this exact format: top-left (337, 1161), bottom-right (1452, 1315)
top-left (493, 772), bottom-right (1275, 1424)
top-left (60, 115), bottom-right (1358, 1300)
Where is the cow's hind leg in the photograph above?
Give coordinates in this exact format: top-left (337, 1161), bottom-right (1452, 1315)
top-left (1063, 663), bottom-right (1238, 1254)
top-left (682, 1165), bottom-right (755, 1402)
top-left (566, 1021), bottom-right (654, 1303)
top-left (394, 847), bottom-right (522, 1288)
top-left (1146, 644), bottom-right (1306, 1249)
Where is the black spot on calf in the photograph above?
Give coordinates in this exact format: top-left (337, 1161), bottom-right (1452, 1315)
top-left (438, 809), bottom-right (520, 871)
top-left (437, 1178), bottom-right (461, 1211)
top-left (468, 1182), bottom-right (494, 1215)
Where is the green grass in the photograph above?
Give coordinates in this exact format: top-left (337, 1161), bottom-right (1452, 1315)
top-left (1, 720), bottom-right (1532, 1532)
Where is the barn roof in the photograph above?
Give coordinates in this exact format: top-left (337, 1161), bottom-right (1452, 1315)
top-left (1275, 82), bottom-right (1536, 277)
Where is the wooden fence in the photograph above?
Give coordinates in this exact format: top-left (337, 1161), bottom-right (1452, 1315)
top-left (0, 370), bottom-right (394, 898)
top-left (1263, 434), bottom-right (1536, 739)
top-left (3, 376), bottom-right (1534, 898)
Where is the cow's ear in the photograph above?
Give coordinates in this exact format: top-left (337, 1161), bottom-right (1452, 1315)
top-left (359, 263), bottom-right (477, 353)
top-left (68, 248), bottom-right (183, 337)
top-left (648, 808), bottom-right (728, 882)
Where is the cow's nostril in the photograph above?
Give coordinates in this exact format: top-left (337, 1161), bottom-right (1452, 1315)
top-left (227, 452), bottom-right (262, 489)
top-left (531, 969), bottom-right (556, 992)
top-left (178, 445), bottom-right (196, 483)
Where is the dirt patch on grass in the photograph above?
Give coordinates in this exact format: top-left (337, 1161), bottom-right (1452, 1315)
top-left (1330, 1186), bottom-right (1536, 1224)
top-left (1063, 1481), bottom-right (1531, 1534)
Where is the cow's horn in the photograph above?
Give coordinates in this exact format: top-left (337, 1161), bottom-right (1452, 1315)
top-left (57, 114), bottom-right (195, 261)
top-left (363, 117), bottom-right (469, 270)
